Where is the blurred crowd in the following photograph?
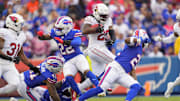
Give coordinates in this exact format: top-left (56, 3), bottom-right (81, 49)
top-left (0, 0), bottom-right (180, 59)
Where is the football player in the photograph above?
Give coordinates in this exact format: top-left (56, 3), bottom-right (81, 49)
top-left (39, 79), bottom-right (71, 101)
top-left (0, 13), bottom-right (39, 94)
top-left (78, 3), bottom-right (116, 92)
top-left (153, 9), bottom-right (180, 98)
top-left (37, 16), bottom-right (99, 96)
top-left (17, 56), bottom-right (63, 101)
top-left (76, 29), bottom-right (150, 101)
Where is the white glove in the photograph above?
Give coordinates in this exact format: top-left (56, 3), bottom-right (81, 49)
top-left (153, 36), bottom-right (162, 41)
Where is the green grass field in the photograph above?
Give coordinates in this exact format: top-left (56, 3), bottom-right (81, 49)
top-left (1, 96), bottom-right (180, 101)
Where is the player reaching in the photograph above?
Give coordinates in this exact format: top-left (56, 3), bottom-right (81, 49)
top-left (0, 13), bottom-right (39, 95)
top-left (78, 3), bottom-right (116, 92)
top-left (76, 29), bottom-right (150, 101)
top-left (37, 16), bottom-right (99, 96)
top-left (153, 9), bottom-right (180, 98)
top-left (17, 56), bottom-right (63, 101)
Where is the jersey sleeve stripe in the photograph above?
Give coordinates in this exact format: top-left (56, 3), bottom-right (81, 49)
top-left (47, 78), bottom-right (57, 84)
top-left (74, 33), bottom-right (82, 37)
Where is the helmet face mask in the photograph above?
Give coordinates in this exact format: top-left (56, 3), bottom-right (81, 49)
top-left (45, 56), bottom-right (65, 74)
top-left (6, 13), bottom-right (24, 32)
top-left (54, 16), bottom-right (73, 36)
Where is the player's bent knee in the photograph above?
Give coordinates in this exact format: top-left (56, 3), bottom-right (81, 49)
top-left (130, 84), bottom-right (141, 92)
top-left (84, 70), bottom-right (90, 75)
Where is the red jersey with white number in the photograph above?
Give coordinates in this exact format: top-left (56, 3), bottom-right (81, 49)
top-left (0, 28), bottom-right (26, 64)
top-left (84, 16), bottom-right (112, 47)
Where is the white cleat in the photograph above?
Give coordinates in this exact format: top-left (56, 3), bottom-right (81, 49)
top-left (98, 91), bottom-right (106, 97)
top-left (9, 97), bottom-right (19, 101)
top-left (164, 82), bottom-right (174, 98)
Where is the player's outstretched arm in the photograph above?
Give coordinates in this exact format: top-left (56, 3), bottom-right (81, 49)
top-left (18, 47), bottom-right (40, 74)
top-left (82, 24), bottom-right (103, 34)
top-left (45, 80), bottom-right (61, 101)
top-left (130, 68), bottom-right (137, 80)
top-left (37, 31), bottom-right (52, 40)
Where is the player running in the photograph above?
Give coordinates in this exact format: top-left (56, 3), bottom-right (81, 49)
top-left (78, 3), bottom-right (116, 91)
top-left (153, 9), bottom-right (180, 98)
top-left (17, 56), bottom-right (63, 101)
top-left (37, 16), bottom-right (99, 96)
top-left (76, 29), bottom-right (150, 101)
top-left (0, 13), bottom-right (39, 95)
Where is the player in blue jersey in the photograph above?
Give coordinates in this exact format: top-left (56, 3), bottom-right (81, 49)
top-left (36, 79), bottom-right (72, 101)
top-left (17, 56), bottom-right (64, 101)
top-left (37, 16), bottom-right (99, 96)
top-left (76, 29), bottom-right (150, 101)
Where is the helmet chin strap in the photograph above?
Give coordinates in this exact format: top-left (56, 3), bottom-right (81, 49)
top-left (8, 27), bottom-right (19, 35)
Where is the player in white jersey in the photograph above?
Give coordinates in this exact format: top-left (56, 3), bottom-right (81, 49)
top-left (78, 3), bottom-right (116, 91)
top-left (154, 9), bottom-right (180, 98)
top-left (0, 13), bottom-right (40, 95)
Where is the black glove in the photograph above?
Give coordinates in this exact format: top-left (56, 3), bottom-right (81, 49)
top-left (12, 56), bottom-right (20, 64)
top-left (96, 24), bottom-right (104, 33)
top-left (106, 40), bottom-right (114, 46)
top-left (64, 40), bottom-right (71, 46)
top-left (28, 64), bottom-right (41, 74)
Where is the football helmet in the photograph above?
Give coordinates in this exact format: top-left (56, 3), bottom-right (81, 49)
top-left (6, 13), bottom-right (24, 32)
top-left (93, 3), bottom-right (109, 24)
top-left (133, 29), bottom-right (150, 42)
top-left (54, 16), bottom-right (73, 36)
top-left (45, 56), bottom-right (64, 74)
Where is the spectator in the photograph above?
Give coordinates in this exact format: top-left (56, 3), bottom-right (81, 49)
top-left (31, 34), bottom-right (50, 59)
top-left (13, 0), bottom-right (23, 13)
top-left (22, 24), bottom-right (34, 58)
top-left (112, 33), bottom-right (125, 56)
top-left (151, 0), bottom-right (167, 17)
top-left (26, 0), bottom-right (39, 14)
top-left (148, 46), bottom-right (163, 57)
top-left (43, 0), bottom-right (54, 14)
top-left (166, 46), bottom-right (175, 56)
top-left (162, 3), bottom-right (177, 22)
top-left (86, 0), bottom-right (102, 16)
top-left (108, 0), bottom-right (125, 20)
top-left (113, 15), bottom-right (129, 37)
top-left (2, 1), bottom-right (16, 18)
top-left (56, 0), bottom-right (68, 16)
top-left (147, 17), bottom-right (166, 43)
top-left (33, 8), bottom-right (48, 34)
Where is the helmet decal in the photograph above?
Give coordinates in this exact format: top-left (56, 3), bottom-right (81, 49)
top-left (10, 16), bottom-right (18, 23)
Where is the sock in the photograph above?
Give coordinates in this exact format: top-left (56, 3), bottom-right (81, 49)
top-left (78, 79), bottom-right (92, 91)
top-left (0, 84), bottom-right (17, 94)
top-left (79, 86), bottom-right (103, 101)
top-left (65, 76), bottom-right (82, 95)
top-left (173, 76), bottom-right (180, 86)
top-left (86, 71), bottom-right (99, 86)
top-left (126, 84), bottom-right (141, 101)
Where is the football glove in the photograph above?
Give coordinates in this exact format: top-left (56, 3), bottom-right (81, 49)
top-left (96, 24), bottom-right (104, 33)
top-left (64, 40), bottom-right (71, 46)
top-left (106, 40), bottom-right (114, 46)
top-left (12, 56), bottom-right (20, 64)
top-left (28, 64), bottom-right (40, 74)
top-left (153, 36), bottom-right (162, 41)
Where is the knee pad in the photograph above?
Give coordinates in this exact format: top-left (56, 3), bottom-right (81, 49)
top-left (130, 84), bottom-right (141, 92)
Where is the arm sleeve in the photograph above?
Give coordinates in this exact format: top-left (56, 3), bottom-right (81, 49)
top-left (71, 37), bottom-right (81, 47)
top-left (162, 33), bottom-right (177, 44)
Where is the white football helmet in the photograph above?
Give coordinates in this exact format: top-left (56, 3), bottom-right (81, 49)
top-left (45, 56), bottom-right (65, 74)
top-left (54, 16), bottom-right (73, 36)
top-left (133, 29), bottom-right (149, 41)
top-left (93, 3), bottom-right (109, 24)
top-left (176, 9), bottom-right (180, 20)
top-left (6, 13), bottom-right (24, 32)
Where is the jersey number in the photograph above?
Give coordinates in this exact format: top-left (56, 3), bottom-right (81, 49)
top-left (7, 43), bottom-right (20, 56)
top-left (58, 44), bottom-right (75, 55)
top-left (130, 54), bottom-right (141, 68)
top-left (97, 34), bottom-right (105, 40)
